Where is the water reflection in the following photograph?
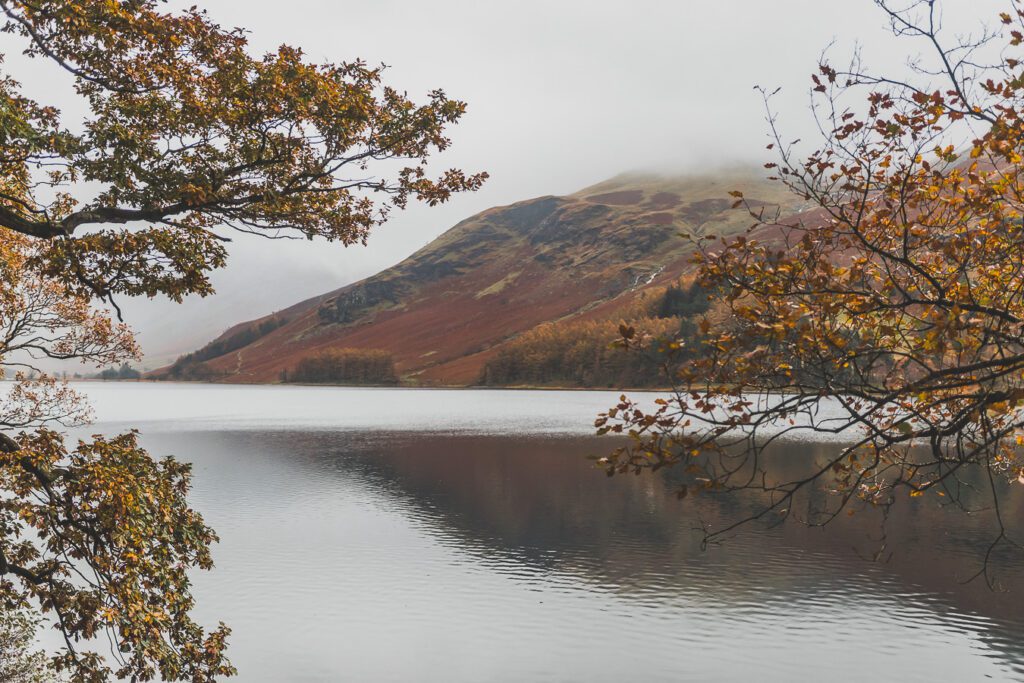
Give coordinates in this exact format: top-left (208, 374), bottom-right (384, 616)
top-left (126, 429), bottom-right (1024, 682)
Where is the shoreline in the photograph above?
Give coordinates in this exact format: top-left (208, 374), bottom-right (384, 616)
top-left (83, 378), bottom-right (678, 393)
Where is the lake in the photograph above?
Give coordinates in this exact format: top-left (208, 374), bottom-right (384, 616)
top-left (60, 383), bottom-right (1024, 681)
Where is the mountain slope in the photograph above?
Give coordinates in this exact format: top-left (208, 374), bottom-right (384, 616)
top-left (156, 169), bottom-right (805, 385)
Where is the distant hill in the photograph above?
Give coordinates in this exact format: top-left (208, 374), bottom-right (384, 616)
top-left (153, 169), bottom-right (806, 386)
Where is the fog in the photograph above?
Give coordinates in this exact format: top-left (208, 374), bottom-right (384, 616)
top-left (0, 0), bottom-right (1005, 367)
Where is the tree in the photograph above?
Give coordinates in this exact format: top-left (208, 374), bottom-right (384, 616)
top-left (289, 348), bottom-right (398, 385)
top-left (481, 316), bottom-right (681, 388)
top-left (0, 0), bottom-right (485, 312)
top-left (0, 0), bottom-right (484, 679)
top-left (0, 230), bottom-right (233, 681)
top-left (96, 363), bottom-right (141, 380)
top-left (0, 608), bottom-right (60, 683)
top-left (599, 0), bottom-right (1024, 586)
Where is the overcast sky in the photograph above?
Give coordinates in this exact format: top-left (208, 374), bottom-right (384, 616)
top-left (1, 0), bottom-right (1005, 366)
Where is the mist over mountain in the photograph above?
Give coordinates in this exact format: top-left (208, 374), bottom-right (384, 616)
top-left (15, 0), bottom-right (997, 376)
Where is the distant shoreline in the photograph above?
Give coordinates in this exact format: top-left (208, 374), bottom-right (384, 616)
top-left (71, 378), bottom-right (673, 393)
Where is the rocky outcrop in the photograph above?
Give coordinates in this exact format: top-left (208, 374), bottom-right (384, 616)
top-left (317, 279), bottom-right (407, 324)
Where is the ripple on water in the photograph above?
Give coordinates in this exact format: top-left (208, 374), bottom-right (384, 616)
top-left (50, 392), bottom-right (1024, 682)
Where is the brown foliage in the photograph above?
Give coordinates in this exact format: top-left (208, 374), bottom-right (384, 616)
top-left (0, 228), bottom-right (233, 679)
top-left (481, 279), bottom-right (710, 388)
top-left (290, 348), bottom-right (398, 385)
top-left (482, 316), bottom-right (683, 388)
top-left (0, 0), bottom-right (484, 309)
top-left (599, 0), bottom-right (1024, 586)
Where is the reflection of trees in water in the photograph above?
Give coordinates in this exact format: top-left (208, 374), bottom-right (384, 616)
top-left (169, 429), bottom-right (1024, 667)
top-left (777, 442), bottom-right (1024, 596)
top-left (302, 434), bottom-right (1018, 569)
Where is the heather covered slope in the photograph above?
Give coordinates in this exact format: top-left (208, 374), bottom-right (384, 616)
top-left (155, 170), bottom-right (804, 385)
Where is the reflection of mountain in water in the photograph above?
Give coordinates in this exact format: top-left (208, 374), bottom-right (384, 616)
top-left (148, 429), bottom-right (1024, 679)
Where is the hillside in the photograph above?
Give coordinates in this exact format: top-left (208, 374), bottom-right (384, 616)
top-left (154, 169), bottom-right (805, 385)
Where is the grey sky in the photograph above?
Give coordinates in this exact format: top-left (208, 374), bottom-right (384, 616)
top-left (1, 0), bottom-right (1005, 366)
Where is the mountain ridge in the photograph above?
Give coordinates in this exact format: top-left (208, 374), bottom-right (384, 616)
top-left (153, 169), bottom-right (805, 385)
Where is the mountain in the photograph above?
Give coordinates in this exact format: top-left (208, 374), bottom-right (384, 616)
top-left (154, 169), bottom-right (805, 385)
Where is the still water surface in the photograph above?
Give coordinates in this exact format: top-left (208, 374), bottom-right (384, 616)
top-left (66, 383), bottom-right (1024, 681)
